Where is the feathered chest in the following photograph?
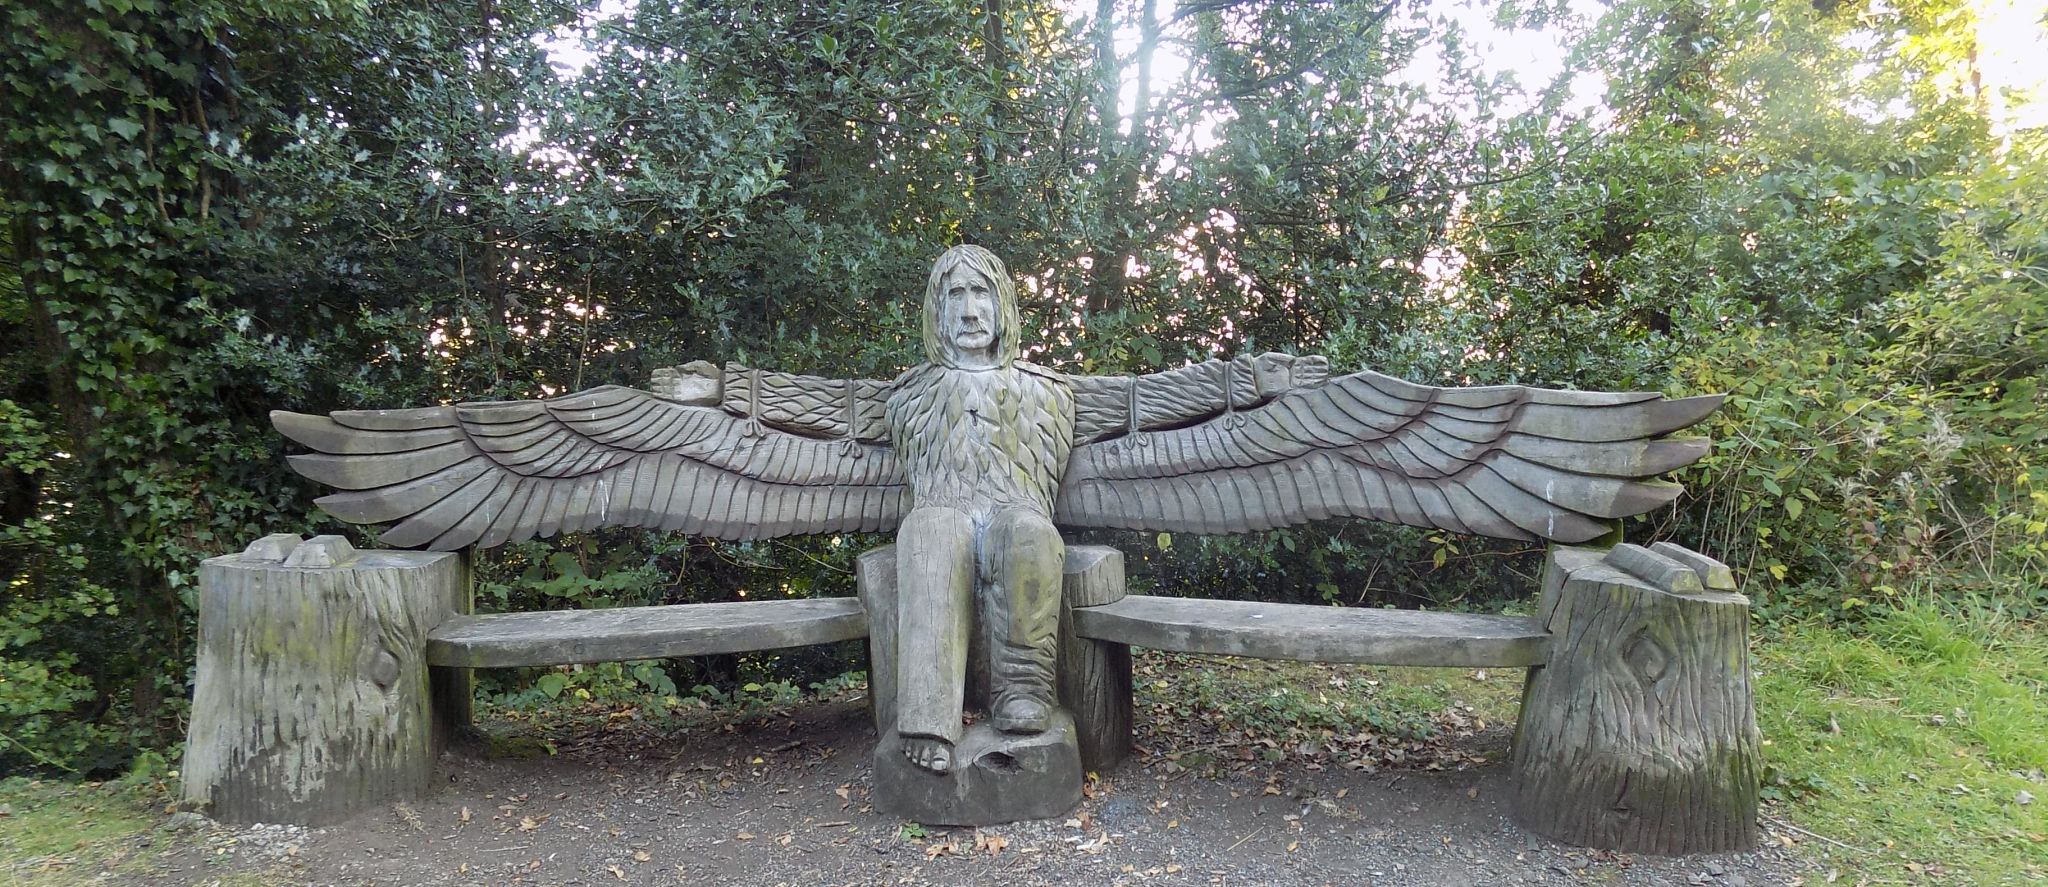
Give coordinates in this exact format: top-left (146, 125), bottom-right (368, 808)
top-left (885, 365), bottom-right (1076, 516)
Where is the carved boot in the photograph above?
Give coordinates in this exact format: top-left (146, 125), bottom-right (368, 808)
top-left (990, 632), bottom-right (1057, 734)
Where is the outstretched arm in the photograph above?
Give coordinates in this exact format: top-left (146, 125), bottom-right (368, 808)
top-left (1071, 352), bottom-right (1331, 443)
top-left (648, 360), bottom-right (894, 444)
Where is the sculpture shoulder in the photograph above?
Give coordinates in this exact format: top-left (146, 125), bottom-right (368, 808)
top-left (884, 364), bottom-right (938, 417)
top-left (887, 364), bottom-right (938, 394)
top-left (1013, 360), bottom-right (1070, 387)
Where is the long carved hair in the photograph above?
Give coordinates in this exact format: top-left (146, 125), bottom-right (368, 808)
top-left (921, 245), bottom-right (1022, 368)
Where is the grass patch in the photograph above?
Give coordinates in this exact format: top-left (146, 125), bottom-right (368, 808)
top-left (0, 768), bottom-right (166, 886)
top-left (1756, 600), bottom-right (2047, 884)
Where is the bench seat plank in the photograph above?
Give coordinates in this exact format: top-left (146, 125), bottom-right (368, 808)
top-left (427, 598), bottom-right (869, 668)
top-left (1070, 596), bottom-right (1549, 668)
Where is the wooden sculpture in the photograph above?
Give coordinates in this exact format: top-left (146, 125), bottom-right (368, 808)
top-left (272, 245), bottom-right (1722, 818)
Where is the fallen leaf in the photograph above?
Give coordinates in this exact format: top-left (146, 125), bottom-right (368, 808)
top-left (735, 831), bottom-right (755, 841)
top-left (633, 850), bottom-right (651, 862)
top-left (1287, 840), bottom-right (1300, 852)
top-left (459, 807), bottom-right (472, 823)
top-left (1166, 863), bottom-right (1182, 873)
top-left (518, 817), bottom-right (539, 832)
top-left (607, 863), bottom-right (626, 880)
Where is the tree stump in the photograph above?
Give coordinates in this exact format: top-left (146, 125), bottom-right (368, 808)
top-left (1511, 543), bottom-right (1761, 854)
top-left (182, 535), bottom-right (466, 825)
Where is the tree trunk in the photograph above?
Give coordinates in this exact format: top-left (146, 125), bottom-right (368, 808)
top-left (182, 535), bottom-right (466, 825)
top-left (1511, 543), bottom-right (1760, 855)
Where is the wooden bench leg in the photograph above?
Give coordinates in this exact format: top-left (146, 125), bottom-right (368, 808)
top-left (1057, 547), bottom-right (1131, 773)
top-left (182, 535), bottom-right (465, 825)
top-left (1512, 543), bottom-right (1761, 855)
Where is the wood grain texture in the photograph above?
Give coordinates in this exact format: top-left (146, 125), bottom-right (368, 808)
top-left (1511, 544), bottom-right (1761, 855)
top-left (182, 538), bottom-right (464, 825)
top-left (1055, 368), bottom-right (1719, 544)
top-left (1071, 596), bottom-right (1551, 667)
top-left (272, 250), bottom-right (1719, 553)
top-left (719, 362), bottom-right (892, 441)
top-left (425, 598), bottom-right (868, 668)
top-left (1054, 546), bottom-right (1131, 771)
top-left (860, 541), bottom-right (1131, 765)
top-left (870, 713), bottom-right (1084, 826)
top-left (272, 384), bottom-right (908, 550)
top-left (1071, 353), bottom-right (1332, 441)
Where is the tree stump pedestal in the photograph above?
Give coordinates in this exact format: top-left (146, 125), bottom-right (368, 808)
top-left (181, 535), bottom-right (467, 825)
top-left (1511, 543), bottom-right (1761, 854)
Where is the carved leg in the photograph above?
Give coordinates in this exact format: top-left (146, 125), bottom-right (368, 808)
top-left (981, 510), bottom-right (1063, 734)
top-left (895, 507), bottom-right (975, 771)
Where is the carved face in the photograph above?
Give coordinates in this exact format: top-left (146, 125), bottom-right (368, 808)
top-left (921, 245), bottom-right (1022, 369)
top-left (939, 268), bottom-right (1000, 365)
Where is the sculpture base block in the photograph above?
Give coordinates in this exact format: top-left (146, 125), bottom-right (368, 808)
top-left (871, 712), bottom-right (1083, 826)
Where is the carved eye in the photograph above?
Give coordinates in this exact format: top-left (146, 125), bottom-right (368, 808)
top-left (1623, 630), bottom-right (1672, 687)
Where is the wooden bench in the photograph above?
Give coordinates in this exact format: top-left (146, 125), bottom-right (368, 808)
top-left (183, 534), bottom-right (1756, 854)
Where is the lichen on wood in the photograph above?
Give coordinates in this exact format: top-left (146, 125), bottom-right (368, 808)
top-left (182, 536), bottom-right (465, 825)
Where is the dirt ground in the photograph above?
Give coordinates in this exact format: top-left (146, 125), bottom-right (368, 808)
top-left (84, 686), bottom-right (1813, 887)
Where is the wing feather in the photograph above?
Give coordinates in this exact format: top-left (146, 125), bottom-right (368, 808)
top-left (376, 472), bottom-right (502, 549)
top-left (312, 458), bottom-right (491, 524)
top-left (272, 383), bottom-right (907, 550)
top-left (476, 478), bottom-right (540, 549)
top-left (1055, 369), bottom-right (1720, 544)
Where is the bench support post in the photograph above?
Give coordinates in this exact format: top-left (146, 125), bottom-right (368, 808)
top-left (182, 535), bottom-right (465, 825)
top-left (1511, 543), bottom-right (1760, 854)
top-left (1055, 546), bottom-right (1131, 772)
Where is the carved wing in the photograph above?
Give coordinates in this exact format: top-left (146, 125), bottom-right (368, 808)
top-left (1052, 370), bottom-right (1720, 544)
top-left (273, 386), bottom-right (906, 551)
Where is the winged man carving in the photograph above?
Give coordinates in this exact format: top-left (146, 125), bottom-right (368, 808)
top-left (274, 245), bottom-right (1719, 773)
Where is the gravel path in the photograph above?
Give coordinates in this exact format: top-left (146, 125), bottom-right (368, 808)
top-left (122, 696), bottom-right (1813, 886)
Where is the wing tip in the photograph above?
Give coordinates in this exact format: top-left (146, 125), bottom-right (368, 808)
top-left (1656, 394), bottom-right (1726, 434)
top-left (271, 410), bottom-right (336, 451)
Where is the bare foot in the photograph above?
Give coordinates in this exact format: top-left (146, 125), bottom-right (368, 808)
top-left (900, 736), bottom-right (952, 773)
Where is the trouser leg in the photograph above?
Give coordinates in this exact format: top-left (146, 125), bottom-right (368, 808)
top-left (894, 506), bottom-right (974, 744)
top-left (981, 510), bottom-right (1063, 731)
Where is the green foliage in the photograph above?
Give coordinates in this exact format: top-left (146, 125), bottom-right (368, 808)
top-left (0, 0), bottom-right (2041, 770)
